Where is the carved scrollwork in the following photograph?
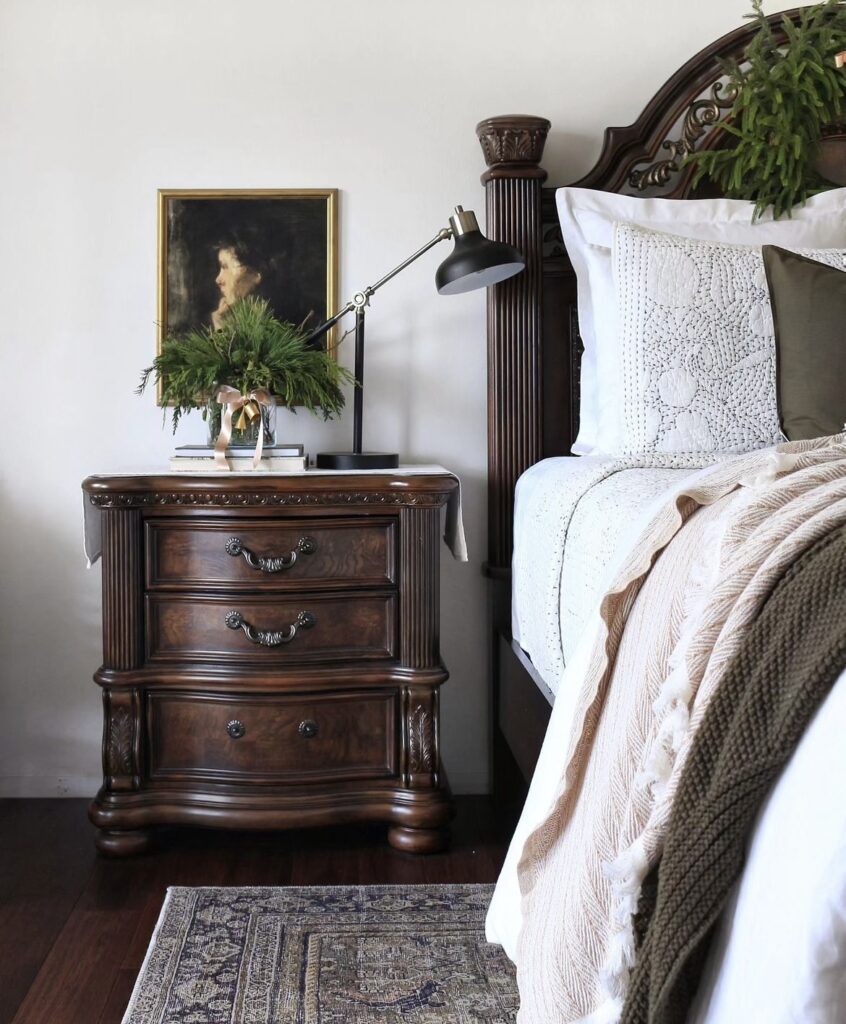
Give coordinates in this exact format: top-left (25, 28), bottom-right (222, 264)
top-left (408, 704), bottom-right (434, 774)
top-left (543, 222), bottom-right (566, 258)
top-left (108, 706), bottom-right (133, 776)
top-left (88, 491), bottom-right (451, 510)
top-left (478, 125), bottom-right (549, 166)
top-left (628, 80), bottom-right (738, 192)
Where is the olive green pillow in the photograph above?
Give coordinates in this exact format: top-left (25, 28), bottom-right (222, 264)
top-left (762, 245), bottom-right (846, 441)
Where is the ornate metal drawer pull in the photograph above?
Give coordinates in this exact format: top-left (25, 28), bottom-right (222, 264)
top-left (225, 535), bottom-right (316, 573)
top-left (224, 609), bottom-right (316, 647)
top-left (227, 719), bottom-right (246, 739)
top-left (298, 719), bottom-right (318, 739)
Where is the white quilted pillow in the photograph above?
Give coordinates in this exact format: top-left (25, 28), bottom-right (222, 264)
top-left (613, 223), bottom-right (846, 454)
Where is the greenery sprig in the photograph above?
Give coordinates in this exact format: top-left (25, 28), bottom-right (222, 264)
top-left (138, 297), bottom-right (356, 432)
top-left (686, 0), bottom-right (846, 220)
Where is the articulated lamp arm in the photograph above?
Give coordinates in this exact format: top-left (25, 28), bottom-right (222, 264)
top-left (306, 227), bottom-right (452, 346)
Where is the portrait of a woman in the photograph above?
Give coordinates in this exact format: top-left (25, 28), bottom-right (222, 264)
top-left (210, 231), bottom-right (272, 329)
top-left (159, 189), bottom-right (337, 343)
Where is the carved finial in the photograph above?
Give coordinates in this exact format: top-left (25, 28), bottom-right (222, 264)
top-left (476, 115), bottom-right (550, 183)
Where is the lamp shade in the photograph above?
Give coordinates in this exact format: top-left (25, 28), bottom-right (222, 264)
top-left (435, 207), bottom-right (525, 295)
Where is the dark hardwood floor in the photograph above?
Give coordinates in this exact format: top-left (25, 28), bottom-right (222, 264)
top-left (0, 796), bottom-right (519, 1024)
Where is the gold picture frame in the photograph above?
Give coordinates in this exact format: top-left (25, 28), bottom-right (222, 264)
top-left (156, 188), bottom-right (338, 403)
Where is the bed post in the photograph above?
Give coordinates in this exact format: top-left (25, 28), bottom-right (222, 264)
top-left (476, 115), bottom-right (550, 587)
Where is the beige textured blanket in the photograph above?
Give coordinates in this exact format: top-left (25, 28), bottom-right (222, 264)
top-left (514, 436), bottom-right (846, 1024)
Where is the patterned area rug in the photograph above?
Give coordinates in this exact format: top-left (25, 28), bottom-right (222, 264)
top-left (123, 884), bottom-right (518, 1023)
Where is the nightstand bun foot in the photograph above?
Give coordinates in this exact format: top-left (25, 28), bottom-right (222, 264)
top-left (95, 828), bottom-right (154, 857)
top-left (387, 824), bottom-right (450, 854)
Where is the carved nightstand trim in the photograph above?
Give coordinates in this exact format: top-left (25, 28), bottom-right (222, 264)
top-left (399, 506), bottom-right (440, 668)
top-left (408, 704), bottom-right (434, 774)
top-left (108, 706), bottom-right (133, 776)
top-left (102, 687), bottom-right (141, 791)
top-left (101, 509), bottom-right (143, 670)
top-left (405, 688), bottom-right (439, 789)
top-left (88, 491), bottom-right (452, 509)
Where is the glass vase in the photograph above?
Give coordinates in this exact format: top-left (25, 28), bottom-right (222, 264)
top-left (206, 394), bottom-right (277, 448)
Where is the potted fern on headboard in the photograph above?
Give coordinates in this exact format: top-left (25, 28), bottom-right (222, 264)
top-left (687, 0), bottom-right (846, 219)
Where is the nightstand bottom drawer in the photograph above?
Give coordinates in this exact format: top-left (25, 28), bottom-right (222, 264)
top-left (147, 691), bottom-right (398, 783)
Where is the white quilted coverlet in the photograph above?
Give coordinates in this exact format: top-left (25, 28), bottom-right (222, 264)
top-left (512, 456), bottom-right (716, 696)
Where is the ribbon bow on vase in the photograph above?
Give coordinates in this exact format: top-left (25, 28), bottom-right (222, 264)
top-left (213, 385), bottom-right (274, 470)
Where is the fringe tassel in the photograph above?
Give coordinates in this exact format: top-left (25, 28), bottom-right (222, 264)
top-left (589, 994), bottom-right (626, 1024)
top-left (739, 450), bottom-right (802, 489)
top-left (597, 512), bottom-right (729, 1019)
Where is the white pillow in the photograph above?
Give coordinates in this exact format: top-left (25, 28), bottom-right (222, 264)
top-left (556, 186), bottom-right (846, 455)
top-left (613, 223), bottom-right (846, 455)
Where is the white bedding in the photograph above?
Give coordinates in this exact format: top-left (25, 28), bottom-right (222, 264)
top-left (512, 456), bottom-right (712, 697)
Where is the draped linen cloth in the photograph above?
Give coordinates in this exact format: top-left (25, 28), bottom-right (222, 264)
top-left (509, 435), bottom-right (846, 1024)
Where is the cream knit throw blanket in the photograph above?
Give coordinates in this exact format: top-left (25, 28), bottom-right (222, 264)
top-left (515, 436), bottom-right (846, 1024)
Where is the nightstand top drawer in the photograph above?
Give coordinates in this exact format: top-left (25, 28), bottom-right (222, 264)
top-left (146, 518), bottom-right (396, 590)
top-left (146, 592), bottom-right (397, 666)
top-left (148, 690), bottom-right (398, 783)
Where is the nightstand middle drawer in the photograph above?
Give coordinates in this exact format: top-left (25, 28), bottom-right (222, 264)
top-left (145, 592), bottom-right (397, 665)
top-left (146, 517), bottom-right (397, 591)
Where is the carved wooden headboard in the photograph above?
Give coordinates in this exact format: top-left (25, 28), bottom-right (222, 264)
top-left (476, 8), bottom-right (846, 594)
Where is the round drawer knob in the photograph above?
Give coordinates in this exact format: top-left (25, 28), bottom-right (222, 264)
top-left (298, 719), bottom-right (318, 739)
top-left (227, 719), bottom-right (246, 739)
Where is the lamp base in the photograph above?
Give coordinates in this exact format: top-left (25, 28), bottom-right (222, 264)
top-left (315, 451), bottom-right (399, 471)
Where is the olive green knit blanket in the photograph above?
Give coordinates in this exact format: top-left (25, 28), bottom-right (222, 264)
top-left (621, 523), bottom-right (846, 1024)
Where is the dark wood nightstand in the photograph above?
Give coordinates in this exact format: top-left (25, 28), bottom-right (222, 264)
top-left (82, 470), bottom-right (458, 855)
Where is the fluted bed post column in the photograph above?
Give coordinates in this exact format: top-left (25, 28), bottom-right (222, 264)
top-left (476, 115), bottom-right (550, 575)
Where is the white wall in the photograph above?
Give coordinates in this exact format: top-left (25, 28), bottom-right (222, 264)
top-left (0, 0), bottom-right (804, 797)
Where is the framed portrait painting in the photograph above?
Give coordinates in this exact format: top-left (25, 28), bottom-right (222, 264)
top-left (157, 188), bottom-right (338, 389)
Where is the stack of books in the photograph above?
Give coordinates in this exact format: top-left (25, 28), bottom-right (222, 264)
top-left (170, 444), bottom-right (307, 473)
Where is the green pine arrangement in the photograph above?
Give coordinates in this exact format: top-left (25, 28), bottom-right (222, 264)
top-left (686, 0), bottom-right (846, 220)
top-left (138, 297), bottom-right (356, 432)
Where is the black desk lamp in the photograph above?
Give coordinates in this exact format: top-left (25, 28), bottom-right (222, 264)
top-left (307, 206), bottom-right (525, 470)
